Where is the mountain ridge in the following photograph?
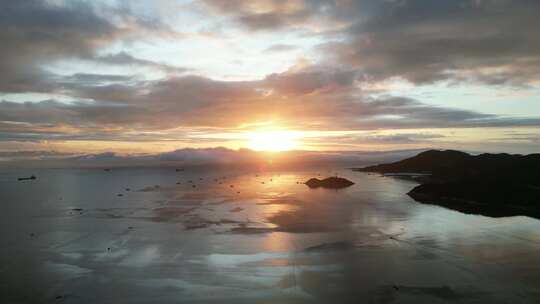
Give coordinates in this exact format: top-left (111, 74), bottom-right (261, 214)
top-left (354, 150), bottom-right (540, 219)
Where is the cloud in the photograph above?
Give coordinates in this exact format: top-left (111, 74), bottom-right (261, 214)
top-left (0, 0), bottom-right (180, 93)
top-left (264, 44), bottom-right (298, 53)
top-left (204, 0), bottom-right (540, 86)
top-left (263, 65), bottom-right (357, 95)
top-left (323, 0), bottom-right (540, 85)
top-left (69, 73), bottom-right (135, 84)
top-left (2, 65), bottom-right (540, 144)
top-left (0, 1), bottom-right (113, 92)
top-left (0, 150), bottom-right (76, 161)
top-left (1, 0), bottom-right (540, 154)
top-left (201, 0), bottom-right (325, 31)
top-left (94, 52), bottom-right (190, 74)
top-left (359, 133), bottom-right (445, 144)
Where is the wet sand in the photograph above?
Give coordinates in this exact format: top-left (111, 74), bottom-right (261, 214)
top-left (1, 167), bottom-right (540, 303)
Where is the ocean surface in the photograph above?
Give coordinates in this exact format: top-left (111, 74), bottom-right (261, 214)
top-left (1, 166), bottom-right (540, 303)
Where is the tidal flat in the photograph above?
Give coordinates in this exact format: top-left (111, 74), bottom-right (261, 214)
top-left (1, 167), bottom-right (540, 303)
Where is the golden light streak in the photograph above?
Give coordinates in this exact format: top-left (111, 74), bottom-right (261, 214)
top-left (246, 131), bottom-right (301, 152)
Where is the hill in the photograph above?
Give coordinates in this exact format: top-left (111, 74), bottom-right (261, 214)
top-left (354, 150), bottom-right (540, 218)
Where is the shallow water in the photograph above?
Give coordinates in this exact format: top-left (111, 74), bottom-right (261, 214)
top-left (1, 167), bottom-right (540, 303)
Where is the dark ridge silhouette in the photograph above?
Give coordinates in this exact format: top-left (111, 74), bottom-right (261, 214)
top-left (305, 177), bottom-right (354, 189)
top-left (354, 150), bottom-right (540, 218)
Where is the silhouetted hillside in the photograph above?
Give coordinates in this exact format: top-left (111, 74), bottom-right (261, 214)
top-left (354, 150), bottom-right (540, 218)
top-left (356, 150), bottom-right (540, 183)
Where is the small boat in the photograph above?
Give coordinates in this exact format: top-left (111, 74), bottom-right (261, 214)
top-left (18, 175), bottom-right (36, 181)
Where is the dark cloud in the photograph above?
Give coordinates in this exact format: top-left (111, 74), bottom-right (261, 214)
top-left (1, 0), bottom-right (540, 152)
top-left (61, 73), bottom-right (136, 88)
top-left (264, 66), bottom-right (357, 95)
top-left (2, 66), bottom-right (540, 143)
top-left (202, 0), bottom-right (331, 31)
top-left (204, 0), bottom-right (540, 85)
top-left (70, 73), bottom-right (134, 83)
top-left (0, 0), bottom-right (181, 93)
top-left (0, 100), bottom-right (150, 139)
top-left (326, 0), bottom-right (540, 85)
top-left (361, 133), bottom-right (445, 144)
top-left (0, 1), bottom-right (115, 92)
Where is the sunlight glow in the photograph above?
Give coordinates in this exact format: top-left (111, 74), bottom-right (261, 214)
top-left (246, 131), bottom-right (300, 152)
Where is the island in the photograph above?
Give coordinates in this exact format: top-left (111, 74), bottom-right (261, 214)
top-left (353, 150), bottom-right (540, 218)
top-left (305, 177), bottom-right (355, 189)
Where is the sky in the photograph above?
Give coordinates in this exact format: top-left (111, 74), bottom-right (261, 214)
top-left (1, 0), bottom-right (540, 158)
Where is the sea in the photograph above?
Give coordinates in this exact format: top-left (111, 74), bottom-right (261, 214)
top-left (1, 166), bottom-right (540, 303)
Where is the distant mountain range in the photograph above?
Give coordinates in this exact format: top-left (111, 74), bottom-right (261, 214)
top-left (0, 148), bottom-right (426, 168)
top-left (354, 150), bottom-right (540, 219)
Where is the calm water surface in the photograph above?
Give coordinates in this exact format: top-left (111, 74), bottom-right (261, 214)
top-left (1, 167), bottom-right (540, 303)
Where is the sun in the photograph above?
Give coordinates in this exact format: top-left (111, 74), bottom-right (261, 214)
top-left (246, 131), bottom-right (300, 152)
